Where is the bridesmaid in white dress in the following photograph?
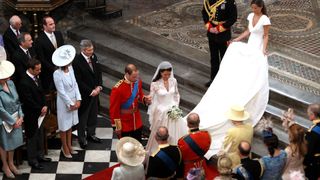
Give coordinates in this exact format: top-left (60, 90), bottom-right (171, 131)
top-left (185, 0), bottom-right (271, 158)
top-left (146, 61), bottom-right (187, 154)
top-left (53, 45), bottom-right (81, 158)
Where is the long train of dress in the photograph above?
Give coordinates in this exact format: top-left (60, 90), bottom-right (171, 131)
top-left (184, 42), bottom-right (269, 158)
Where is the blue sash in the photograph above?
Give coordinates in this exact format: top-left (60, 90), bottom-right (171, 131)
top-left (121, 80), bottom-right (138, 109)
top-left (184, 135), bottom-right (206, 157)
top-left (312, 125), bottom-right (320, 136)
top-left (156, 150), bottom-right (177, 172)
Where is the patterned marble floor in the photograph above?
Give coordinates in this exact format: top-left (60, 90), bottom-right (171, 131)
top-left (0, 116), bottom-right (121, 180)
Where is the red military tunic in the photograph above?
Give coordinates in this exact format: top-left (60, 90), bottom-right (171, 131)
top-left (109, 78), bottom-right (144, 133)
top-left (178, 128), bottom-right (216, 178)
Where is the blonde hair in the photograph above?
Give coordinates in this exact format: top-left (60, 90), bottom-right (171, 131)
top-left (288, 124), bottom-right (307, 158)
top-left (217, 155), bottom-right (233, 175)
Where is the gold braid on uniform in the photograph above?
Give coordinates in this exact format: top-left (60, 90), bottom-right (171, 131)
top-left (204, 0), bottom-right (226, 22)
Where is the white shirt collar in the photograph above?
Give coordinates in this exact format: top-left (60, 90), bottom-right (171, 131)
top-left (19, 46), bottom-right (28, 53)
top-left (81, 52), bottom-right (90, 62)
top-left (44, 31), bottom-right (54, 39)
top-left (26, 70), bottom-right (36, 79)
top-left (10, 25), bottom-right (19, 35)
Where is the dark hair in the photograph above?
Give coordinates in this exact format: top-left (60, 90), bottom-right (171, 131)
top-left (251, 0), bottom-right (267, 16)
top-left (263, 133), bottom-right (279, 157)
top-left (152, 68), bottom-right (172, 82)
top-left (27, 59), bottom-right (41, 70)
top-left (124, 64), bottom-right (137, 75)
top-left (42, 16), bottom-right (53, 26)
top-left (238, 141), bottom-right (251, 156)
top-left (308, 103), bottom-right (320, 119)
top-left (17, 32), bottom-right (30, 44)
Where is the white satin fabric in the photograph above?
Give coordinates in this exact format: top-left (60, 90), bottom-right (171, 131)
top-left (184, 13), bottom-right (271, 158)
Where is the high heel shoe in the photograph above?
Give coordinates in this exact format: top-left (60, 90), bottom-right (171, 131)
top-left (9, 165), bottom-right (22, 175)
top-left (2, 168), bottom-right (15, 179)
top-left (61, 147), bottom-right (72, 159)
top-left (70, 150), bottom-right (78, 155)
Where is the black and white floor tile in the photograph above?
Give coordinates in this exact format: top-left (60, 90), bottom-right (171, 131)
top-left (0, 115), bottom-right (122, 180)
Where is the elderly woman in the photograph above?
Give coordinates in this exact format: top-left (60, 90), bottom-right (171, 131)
top-left (0, 50), bottom-right (23, 178)
top-left (53, 45), bottom-right (81, 158)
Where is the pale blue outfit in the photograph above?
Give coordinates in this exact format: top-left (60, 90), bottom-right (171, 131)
top-left (261, 150), bottom-right (287, 180)
top-left (53, 66), bottom-right (81, 131)
top-left (0, 80), bottom-right (23, 150)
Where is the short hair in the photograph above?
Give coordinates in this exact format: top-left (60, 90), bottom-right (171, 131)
top-left (238, 140), bottom-right (251, 156)
top-left (27, 59), bottom-right (41, 70)
top-left (80, 39), bottom-right (93, 50)
top-left (308, 103), bottom-right (320, 118)
top-left (124, 64), bottom-right (137, 75)
top-left (217, 155), bottom-right (233, 175)
top-left (17, 32), bottom-right (30, 44)
top-left (155, 126), bottom-right (169, 141)
top-left (42, 16), bottom-right (53, 26)
top-left (9, 15), bottom-right (21, 26)
top-left (187, 113), bottom-right (200, 127)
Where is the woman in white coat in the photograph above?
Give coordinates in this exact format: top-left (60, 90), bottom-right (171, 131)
top-left (53, 45), bottom-right (81, 158)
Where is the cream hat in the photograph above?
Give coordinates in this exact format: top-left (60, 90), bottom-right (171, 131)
top-left (226, 105), bottom-right (250, 121)
top-left (0, 46), bottom-right (15, 80)
top-left (52, 45), bottom-right (76, 67)
top-left (116, 137), bottom-right (145, 167)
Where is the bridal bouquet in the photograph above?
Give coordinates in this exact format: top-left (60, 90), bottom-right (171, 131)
top-left (167, 105), bottom-right (183, 121)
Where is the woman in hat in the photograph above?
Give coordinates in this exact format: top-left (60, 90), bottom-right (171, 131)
top-left (146, 61), bottom-right (187, 154)
top-left (53, 45), bottom-right (81, 158)
top-left (112, 137), bottom-right (145, 180)
top-left (0, 47), bottom-right (23, 178)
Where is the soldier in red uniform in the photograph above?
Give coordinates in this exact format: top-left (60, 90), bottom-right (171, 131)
top-left (110, 64), bottom-right (151, 142)
top-left (178, 113), bottom-right (217, 179)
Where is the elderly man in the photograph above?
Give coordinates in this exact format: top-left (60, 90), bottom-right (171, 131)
top-left (110, 64), bottom-right (151, 142)
top-left (147, 126), bottom-right (183, 179)
top-left (73, 39), bottom-right (102, 149)
top-left (11, 32), bottom-right (36, 84)
top-left (304, 103), bottom-right (320, 180)
top-left (233, 141), bottom-right (263, 180)
top-left (178, 113), bottom-right (215, 178)
top-left (3, 15), bottom-right (26, 59)
top-left (35, 16), bottom-right (64, 91)
top-left (222, 105), bottom-right (254, 167)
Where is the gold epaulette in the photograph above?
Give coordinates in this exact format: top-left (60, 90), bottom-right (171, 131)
top-left (113, 80), bottom-right (124, 88)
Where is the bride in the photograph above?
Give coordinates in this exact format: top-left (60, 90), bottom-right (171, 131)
top-left (146, 61), bottom-right (187, 154)
top-left (187, 0), bottom-right (271, 158)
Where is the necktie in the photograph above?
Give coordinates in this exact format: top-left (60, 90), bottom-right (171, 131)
top-left (26, 50), bottom-right (31, 60)
top-left (34, 77), bottom-right (39, 86)
top-left (87, 57), bottom-right (94, 71)
top-left (50, 34), bottom-right (57, 49)
top-left (16, 30), bottom-right (19, 37)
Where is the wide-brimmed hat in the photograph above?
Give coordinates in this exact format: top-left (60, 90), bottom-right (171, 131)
top-left (0, 47), bottom-right (15, 80)
top-left (52, 45), bottom-right (76, 67)
top-left (226, 105), bottom-right (250, 121)
top-left (116, 137), bottom-right (145, 166)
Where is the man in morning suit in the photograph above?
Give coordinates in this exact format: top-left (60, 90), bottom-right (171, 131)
top-left (18, 59), bottom-right (52, 170)
top-left (110, 64), bottom-right (151, 142)
top-left (304, 103), bottom-right (320, 180)
top-left (3, 15), bottom-right (26, 60)
top-left (202, 0), bottom-right (237, 87)
top-left (233, 141), bottom-right (264, 180)
top-left (73, 39), bottom-right (102, 149)
top-left (178, 113), bottom-right (215, 179)
top-left (11, 32), bottom-right (36, 84)
top-left (35, 16), bottom-right (64, 91)
top-left (147, 126), bottom-right (183, 179)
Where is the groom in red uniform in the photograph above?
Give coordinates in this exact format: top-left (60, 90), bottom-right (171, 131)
top-left (110, 64), bottom-right (151, 142)
top-left (178, 113), bottom-right (217, 178)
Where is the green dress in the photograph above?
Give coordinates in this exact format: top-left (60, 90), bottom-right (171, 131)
top-left (0, 80), bottom-right (23, 151)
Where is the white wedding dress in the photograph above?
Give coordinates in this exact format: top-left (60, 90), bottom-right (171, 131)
top-left (146, 77), bottom-right (188, 154)
top-left (186, 13), bottom-right (271, 158)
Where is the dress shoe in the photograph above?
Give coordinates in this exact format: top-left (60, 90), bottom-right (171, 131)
top-left (9, 165), bottom-right (22, 175)
top-left (29, 163), bottom-right (44, 170)
top-left (79, 141), bottom-right (87, 149)
top-left (205, 81), bottom-right (212, 87)
top-left (70, 150), bottom-right (78, 155)
top-left (87, 135), bottom-right (102, 143)
top-left (61, 147), bottom-right (72, 159)
top-left (38, 157), bottom-right (52, 162)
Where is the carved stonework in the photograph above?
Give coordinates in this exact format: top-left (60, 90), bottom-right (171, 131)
top-left (4, 0), bottom-right (69, 12)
